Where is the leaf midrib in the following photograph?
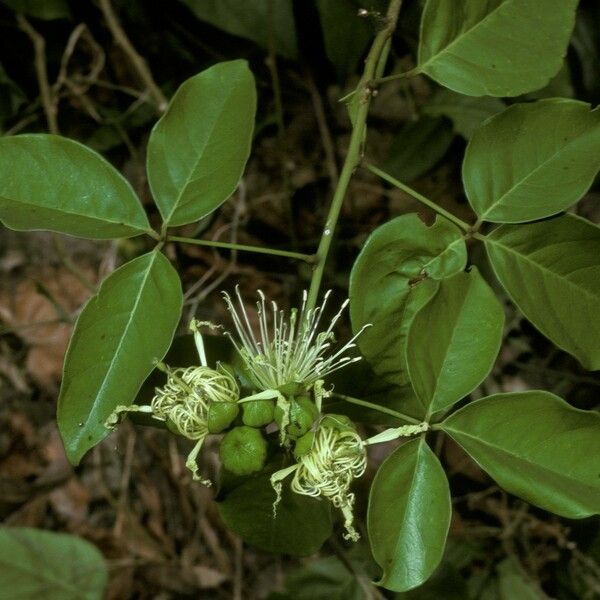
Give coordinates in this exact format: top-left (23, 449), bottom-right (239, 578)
top-left (0, 193), bottom-right (147, 232)
top-left (164, 83), bottom-right (238, 225)
top-left (420, 0), bottom-right (511, 70)
top-left (479, 127), bottom-right (592, 219)
top-left (444, 426), bottom-right (596, 493)
top-left (420, 237), bottom-right (464, 273)
top-left (69, 252), bottom-right (158, 453)
top-left (386, 440), bottom-right (422, 576)
top-left (486, 236), bottom-right (599, 303)
top-left (415, 276), bottom-right (472, 413)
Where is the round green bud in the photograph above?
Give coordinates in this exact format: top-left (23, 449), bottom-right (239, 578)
top-left (242, 399), bottom-right (275, 428)
top-left (207, 402), bottom-right (239, 434)
top-left (220, 426), bottom-right (268, 475)
top-left (275, 396), bottom-right (319, 439)
top-left (277, 382), bottom-right (304, 397)
top-left (321, 413), bottom-right (355, 432)
top-left (293, 431), bottom-right (315, 459)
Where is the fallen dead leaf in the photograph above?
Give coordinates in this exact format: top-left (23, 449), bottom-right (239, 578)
top-left (0, 265), bottom-right (95, 390)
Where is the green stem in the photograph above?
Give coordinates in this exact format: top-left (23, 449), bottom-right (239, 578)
top-left (365, 162), bottom-right (472, 233)
top-left (306, 0), bottom-right (404, 312)
top-left (375, 38), bottom-right (393, 80)
top-left (146, 228), bottom-right (161, 241)
top-left (332, 393), bottom-right (421, 425)
top-left (167, 235), bottom-right (315, 262)
top-left (338, 50), bottom-right (409, 104)
top-left (372, 66), bottom-right (421, 86)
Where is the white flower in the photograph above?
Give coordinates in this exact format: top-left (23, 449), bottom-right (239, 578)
top-left (222, 287), bottom-right (369, 392)
top-left (270, 415), bottom-right (367, 541)
top-left (105, 320), bottom-right (239, 485)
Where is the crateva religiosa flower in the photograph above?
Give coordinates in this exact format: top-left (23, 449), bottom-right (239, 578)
top-left (271, 414), bottom-right (367, 541)
top-left (270, 417), bottom-right (430, 542)
top-left (105, 320), bottom-right (239, 484)
top-left (222, 287), bottom-right (369, 393)
top-left (222, 287), bottom-right (370, 444)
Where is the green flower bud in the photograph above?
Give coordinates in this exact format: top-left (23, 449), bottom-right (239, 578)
top-left (220, 426), bottom-right (268, 476)
top-left (242, 399), bottom-right (275, 428)
top-left (277, 382), bottom-right (304, 397)
top-left (207, 402), bottom-right (239, 433)
top-left (321, 414), bottom-right (355, 432)
top-left (293, 431), bottom-right (315, 459)
top-left (275, 396), bottom-right (319, 439)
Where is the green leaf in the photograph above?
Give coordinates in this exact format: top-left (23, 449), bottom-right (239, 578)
top-left (424, 89), bottom-right (505, 139)
top-left (350, 214), bottom-right (467, 388)
top-left (0, 527), bottom-right (107, 600)
top-left (368, 438), bottom-right (451, 592)
top-left (2, 0), bottom-right (70, 19)
top-left (271, 551), bottom-right (375, 600)
top-left (407, 268), bottom-right (504, 415)
top-left (394, 561), bottom-right (469, 600)
top-left (418, 0), bottom-right (578, 97)
top-left (484, 215), bottom-right (600, 370)
top-left (464, 99), bottom-right (600, 223)
top-left (218, 467), bottom-right (333, 556)
top-left (0, 134), bottom-right (151, 239)
top-left (441, 391), bottom-right (600, 518)
top-left (147, 61), bottom-right (256, 227)
top-left (316, 0), bottom-right (380, 80)
top-left (58, 251), bottom-right (182, 464)
top-left (384, 116), bottom-right (454, 182)
top-left (496, 558), bottom-right (546, 600)
top-left (177, 0), bottom-right (297, 59)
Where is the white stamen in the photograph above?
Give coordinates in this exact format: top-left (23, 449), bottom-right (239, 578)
top-left (222, 289), bottom-right (368, 391)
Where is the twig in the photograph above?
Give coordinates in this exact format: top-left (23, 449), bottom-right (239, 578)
top-left (113, 425), bottom-right (137, 537)
top-left (306, 0), bottom-right (405, 311)
top-left (55, 23), bottom-right (106, 100)
top-left (17, 15), bottom-right (59, 134)
top-left (232, 537), bottom-right (243, 600)
top-left (513, 360), bottom-right (600, 388)
top-left (5, 113), bottom-right (40, 136)
top-left (0, 318), bottom-right (66, 336)
top-left (52, 236), bottom-right (97, 293)
top-left (185, 185), bottom-right (245, 319)
top-left (98, 0), bottom-right (168, 112)
top-left (305, 70), bottom-right (339, 186)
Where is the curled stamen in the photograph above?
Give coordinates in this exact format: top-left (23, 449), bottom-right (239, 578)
top-left (106, 363), bottom-right (239, 484)
top-left (270, 417), bottom-right (367, 541)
